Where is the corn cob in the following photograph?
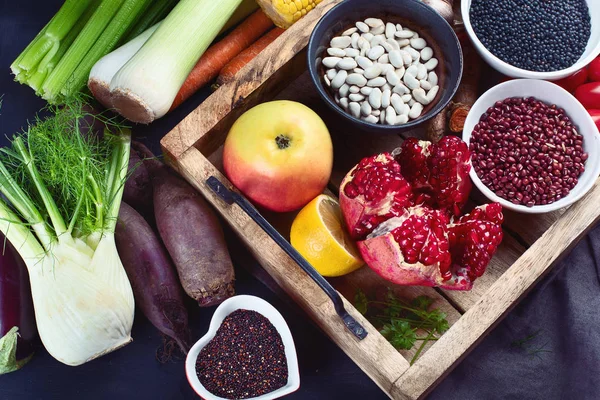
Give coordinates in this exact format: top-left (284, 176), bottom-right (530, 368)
top-left (256, 0), bottom-right (323, 28)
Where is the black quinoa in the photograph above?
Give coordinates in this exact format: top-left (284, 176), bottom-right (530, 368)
top-left (470, 0), bottom-right (591, 72)
top-left (196, 309), bottom-right (288, 399)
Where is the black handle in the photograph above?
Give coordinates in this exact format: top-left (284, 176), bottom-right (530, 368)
top-left (207, 176), bottom-right (367, 340)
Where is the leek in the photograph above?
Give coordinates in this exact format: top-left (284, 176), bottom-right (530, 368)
top-left (0, 98), bottom-right (134, 366)
top-left (109, 0), bottom-right (244, 124)
top-left (121, 0), bottom-right (179, 43)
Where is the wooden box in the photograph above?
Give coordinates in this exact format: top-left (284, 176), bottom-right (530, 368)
top-left (161, 1), bottom-right (600, 398)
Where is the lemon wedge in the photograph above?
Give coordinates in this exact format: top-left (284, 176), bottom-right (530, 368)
top-left (290, 195), bottom-right (363, 277)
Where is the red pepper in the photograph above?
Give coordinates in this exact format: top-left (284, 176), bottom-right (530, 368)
top-left (575, 82), bottom-right (600, 109)
top-left (553, 67), bottom-right (588, 92)
top-left (588, 57), bottom-right (600, 82)
top-left (588, 109), bottom-right (600, 131)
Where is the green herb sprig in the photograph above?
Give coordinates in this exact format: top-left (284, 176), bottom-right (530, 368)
top-left (354, 288), bottom-right (449, 365)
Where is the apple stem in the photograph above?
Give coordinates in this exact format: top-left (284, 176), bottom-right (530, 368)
top-left (275, 135), bottom-right (291, 149)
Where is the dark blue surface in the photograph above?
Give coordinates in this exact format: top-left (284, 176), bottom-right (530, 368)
top-left (1, 2), bottom-right (599, 400)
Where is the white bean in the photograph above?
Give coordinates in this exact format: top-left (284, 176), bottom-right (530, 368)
top-left (380, 108), bottom-right (386, 124)
top-left (349, 102), bottom-right (361, 118)
top-left (370, 35), bottom-right (384, 47)
top-left (393, 83), bottom-right (410, 95)
top-left (346, 73), bottom-right (367, 87)
top-left (398, 103), bottom-right (410, 116)
top-left (327, 48), bottom-right (346, 57)
top-left (408, 98), bottom-right (416, 107)
top-left (403, 73), bottom-right (420, 90)
top-left (395, 30), bottom-right (414, 39)
top-left (371, 109), bottom-right (381, 116)
top-left (369, 88), bottom-right (382, 109)
top-left (345, 48), bottom-right (360, 58)
top-left (353, 68), bottom-right (364, 74)
top-left (406, 65), bottom-right (418, 77)
top-left (421, 47), bottom-right (433, 61)
top-left (356, 21), bottom-right (369, 33)
top-left (364, 64), bottom-right (382, 79)
top-left (362, 32), bottom-right (374, 42)
top-left (380, 64), bottom-right (395, 75)
top-left (323, 57), bottom-right (341, 68)
top-left (326, 69), bottom-right (337, 80)
top-left (420, 80), bottom-right (432, 90)
top-left (386, 68), bottom-right (401, 86)
top-left (349, 85), bottom-right (360, 94)
top-left (371, 25), bottom-right (385, 35)
top-left (332, 70), bottom-right (348, 89)
top-left (400, 50), bottom-right (412, 66)
top-left (396, 23), bottom-right (403, 31)
top-left (389, 50), bottom-right (403, 68)
top-left (360, 86), bottom-right (373, 95)
top-left (410, 38), bottom-right (427, 50)
top-left (409, 102), bottom-right (424, 119)
top-left (381, 41), bottom-right (394, 53)
top-left (396, 114), bottom-right (409, 124)
top-left (412, 88), bottom-right (430, 105)
top-left (351, 32), bottom-right (360, 48)
top-left (401, 94), bottom-right (412, 103)
top-left (382, 83), bottom-right (393, 93)
top-left (395, 66), bottom-right (406, 79)
top-left (331, 36), bottom-right (352, 49)
top-left (357, 37), bottom-right (369, 50)
top-left (339, 83), bottom-right (350, 98)
top-left (426, 85), bottom-right (440, 102)
top-left (391, 93), bottom-right (404, 114)
top-left (417, 64), bottom-right (428, 80)
top-left (365, 18), bottom-right (384, 28)
top-left (385, 106), bottom-right (397, 125)
top-left (405, 47), bottom-right (420, 61)
top-left (425, 58), bottom-right (438, 70)
top-left (361, 101), bottom-right (372, 116)
top-left (385, 23), bottom-right (396, 39)
top-left (339, 97), bottom-right (349, 110)
top-left (338, 57), bottom-right (358, 70)
top-left (367, 77), bottom-right (386, 87)
top-left (367, 45), bottom-right (385, 60)
top-left (356, 56), bottom-right (373, 69)
top-left (428, 71), bottom-right (438, 85)
top-left (324, 75), bottom-right (331, 87)
top-left (396, 39), bottom-right (410, 47)
top-left (349, 93), bottom-right (365, 102)
top-left (343, 27), bottom-right (358, 36)
top-left (378, 54), bottom-right (389, 64)
top-left (363, 115), bottom-right (378, 124)
top-left (382, 89), bottom-right (391, 108)
top-left (386, 38), bottom-right (400, 50)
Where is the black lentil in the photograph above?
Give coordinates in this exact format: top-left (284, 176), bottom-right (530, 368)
top-left (196, 309), bottom-right (288, 399)
top-left (470, 0), bottom-right (591, 72)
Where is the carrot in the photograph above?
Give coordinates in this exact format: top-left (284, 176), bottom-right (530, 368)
top-left (169, 10), bottom-right (274, 111)
top-left (217, 28), bottom-right (285, 86)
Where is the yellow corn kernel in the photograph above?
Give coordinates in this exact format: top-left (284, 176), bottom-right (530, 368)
top-left (258, 0), bottom-right (323, 28)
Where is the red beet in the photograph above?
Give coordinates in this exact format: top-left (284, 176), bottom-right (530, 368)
top-left (115, 202), bottom-right (191, 353)
top-left (0, 236), bottom-right (37, 373)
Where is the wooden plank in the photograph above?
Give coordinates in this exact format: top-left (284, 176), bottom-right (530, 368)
top-left (161, 0), bottom-right (344, 162)
top-left (176, 146), bottom-right (409, 397)
top-left (391, 177), bottom-right (600, 400)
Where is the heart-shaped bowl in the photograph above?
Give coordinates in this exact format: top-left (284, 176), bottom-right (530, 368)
top-left (185, 295), bottom-right (300, 400)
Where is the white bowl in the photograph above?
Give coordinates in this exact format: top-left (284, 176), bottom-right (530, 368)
top-left (461, 0), bottom-right (600, 80)
top-left (185, 295), bottom-right (300, 400)
top-left (463, 79), bottom-right (600, 214)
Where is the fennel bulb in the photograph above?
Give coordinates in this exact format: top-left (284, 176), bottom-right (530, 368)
top-left (0, 99), bottom-right (134, 366)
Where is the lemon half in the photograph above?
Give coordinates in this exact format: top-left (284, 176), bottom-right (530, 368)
top-left (290, 195), bottom-right (363, 277)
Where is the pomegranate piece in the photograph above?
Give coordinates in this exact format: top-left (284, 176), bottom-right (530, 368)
top-left (340, 153), bottom-right (413, 240)
top-left (396, 136), bottom-right (472, 216)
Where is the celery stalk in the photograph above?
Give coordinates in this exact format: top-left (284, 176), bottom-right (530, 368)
top-left (121, 0), bottom-right (179, 43)
top-left (13, 0), bottom-right (95, 76)
top-left (41, 0), bottom-right (127, 103)
top-left (62, 0), bottom-right (153, 98)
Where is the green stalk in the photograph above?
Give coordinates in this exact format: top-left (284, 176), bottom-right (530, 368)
top-left (121, 0), bottom-right (178, 42)
top-left (63, 0), bottom-right (153, 98)
top-left (13, 0), bottom-right (95, 76)
top-left (104, 132), bottom-right (131, 232)
top-left (13, 138), bottom-right (67, 238)
top-left (42, 0), bottom-right (127, 103)
top-left (0, 200), bottom-right (44, 261)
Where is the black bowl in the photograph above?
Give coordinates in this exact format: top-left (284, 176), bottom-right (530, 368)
top-left (307, 0), bottom-right (463, 134)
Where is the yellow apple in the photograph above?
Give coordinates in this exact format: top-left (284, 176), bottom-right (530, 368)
top-left (223, 100), bottom-right (333, 212)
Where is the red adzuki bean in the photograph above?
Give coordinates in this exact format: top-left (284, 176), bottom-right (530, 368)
top-left (470, 97), bottom-right (587, 207)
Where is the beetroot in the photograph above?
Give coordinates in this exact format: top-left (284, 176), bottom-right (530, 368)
top-left (340, 138), bottom-right (503, 290)
top-left (133, 143), bottom-right (235, 307)
top-left (123, 143), bottom-right (154, 223)
top-left (115, 202), bottom-right (191, 353)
